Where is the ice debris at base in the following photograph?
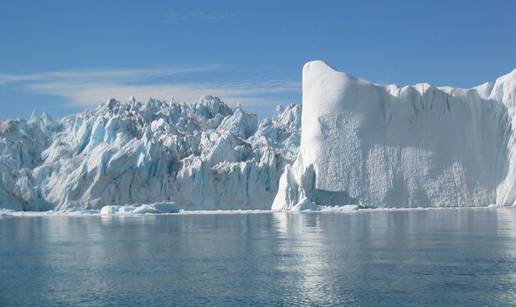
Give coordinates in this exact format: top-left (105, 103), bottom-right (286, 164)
top-left (273, 60), bottom-right (516, 210)
top-left (100, 202), bottom-right (179, 215)
top-left (290, 197), bottom-right (320, 211)
top-left (0, 96), bottom-right (300, 211)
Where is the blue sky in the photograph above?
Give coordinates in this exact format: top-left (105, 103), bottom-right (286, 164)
top-left (0, 0), bottom-right (514, 119)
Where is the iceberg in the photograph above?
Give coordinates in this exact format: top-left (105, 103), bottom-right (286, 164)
top-left (273, 61), bottom-right (516, 210)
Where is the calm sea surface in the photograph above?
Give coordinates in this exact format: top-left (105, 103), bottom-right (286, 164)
top-left (1, 208), bottom-right (516, 306)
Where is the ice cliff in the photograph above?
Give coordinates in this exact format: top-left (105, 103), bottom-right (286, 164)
top-left (273, 61), bottom-right (516, 210)
top-left (0, 96), bottom-right (300, 210)
top-left (2, 61), bottom-right (515, 212)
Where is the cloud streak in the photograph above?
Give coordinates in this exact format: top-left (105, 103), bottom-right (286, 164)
top-left (0, 65), bottom-right (299, 108)
top-left (0, 65), bottom-right (223, 85)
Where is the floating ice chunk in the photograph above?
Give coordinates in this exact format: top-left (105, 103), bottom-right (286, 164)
top-left (290, 198), bottom-right (320, 211)
top-left (132, 202), bottom-right (179, 214)
top-left (319, 205), bottom-right (359, 212)
top-left (99, 206), bottom-right (122, 215)
top-left (0, 209), bottom-right (15, 216)
top-left (100, 202), bottom-right (179, 215)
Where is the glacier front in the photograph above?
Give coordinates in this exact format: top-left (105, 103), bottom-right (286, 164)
top-left (0, 96), bottom-right (300, 211)
top-left (273, 61), bottom-right (516, 210)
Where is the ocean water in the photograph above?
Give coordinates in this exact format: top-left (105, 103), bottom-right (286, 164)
top-left (1, 208), bottom-right (516, 306)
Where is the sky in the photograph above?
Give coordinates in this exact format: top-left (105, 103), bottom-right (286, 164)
top-left (0, 0), bottom-right (515, 119)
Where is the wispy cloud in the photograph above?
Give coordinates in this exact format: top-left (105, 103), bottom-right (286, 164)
top-left (0, 65), bottom-right (222, 85)
top-left (0, 65), bottom-right (299, 108)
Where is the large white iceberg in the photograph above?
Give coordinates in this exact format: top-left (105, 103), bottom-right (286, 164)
top-left (273, 61), bottom-right (516, 210)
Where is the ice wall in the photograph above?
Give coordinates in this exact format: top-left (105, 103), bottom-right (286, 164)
top-left (273, 61), bottom-right (516, 210)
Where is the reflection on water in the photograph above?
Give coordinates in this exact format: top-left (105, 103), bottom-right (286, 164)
top-left (1, 209), bottom-right (516, 305)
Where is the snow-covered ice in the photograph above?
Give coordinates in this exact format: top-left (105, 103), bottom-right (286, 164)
top-left (273, 60), bottom-right (516, 210)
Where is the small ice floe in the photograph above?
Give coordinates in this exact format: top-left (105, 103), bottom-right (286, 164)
top-left (319, 205), bottom-right (359, 212)
top-left (284, 197), bottom-right (360, 213)
top-left (100, 202), bottom-right (179, 216)
top-left (290, 198), bottom-right (320, 211)
top-left (0, 209), bottom-right (14, 216)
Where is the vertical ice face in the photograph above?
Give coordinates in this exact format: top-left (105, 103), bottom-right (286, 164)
top-left (493, 69), bottom-right (516, 205)
top-left (273, 61), bottom-right (515, 210)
